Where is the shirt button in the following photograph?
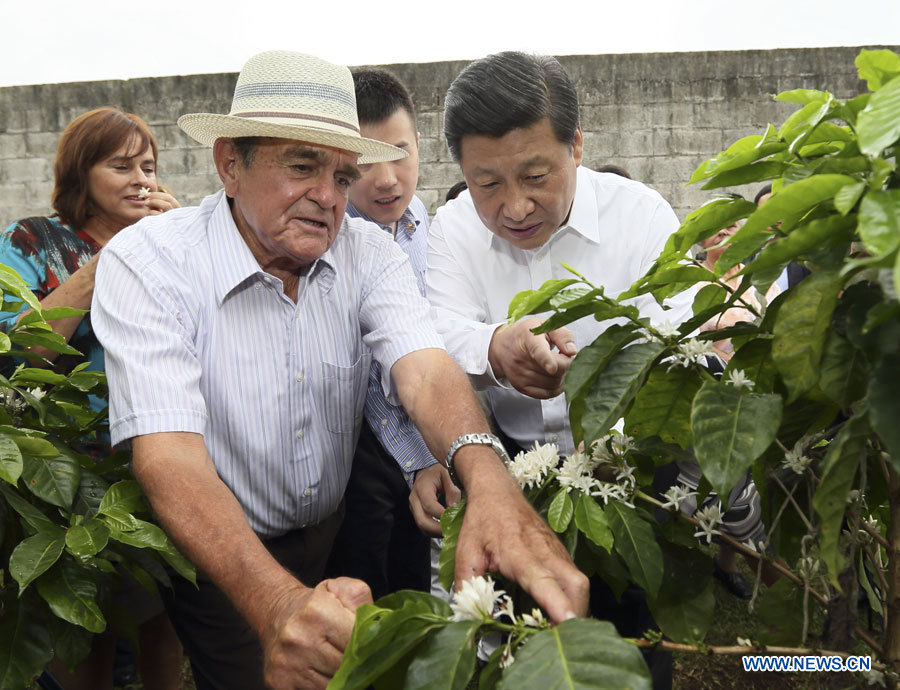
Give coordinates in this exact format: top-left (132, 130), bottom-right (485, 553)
top-left (404, 461), bottom-right (412, 469)
top-left (255, 283), bottom-right (262, 290)
top-left (296, 430), bottom-right (303, 439)
top-left (296, 372), bottom-right (304, 382)
top-left (380, 418), bottom-right (388, 427)
top-left (303, 488), bottom-right (312, 497)
top-left (550, 434), bottom-right (559, 442)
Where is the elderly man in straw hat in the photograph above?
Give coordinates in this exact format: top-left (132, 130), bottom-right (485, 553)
top-left (91, 51), bottom-right (588, 689)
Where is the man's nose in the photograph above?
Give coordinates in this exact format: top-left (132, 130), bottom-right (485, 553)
top-left (372, 163), bottom-right (397, 190)
top-left (502, 187), bottom-right (534, 223)
top-left (306, 175), bottom-right (337, 208)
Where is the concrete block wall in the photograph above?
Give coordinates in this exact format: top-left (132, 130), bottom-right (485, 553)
top-left (1, 46), bottom-right (896, 227)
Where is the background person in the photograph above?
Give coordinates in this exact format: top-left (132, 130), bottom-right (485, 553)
top-left (325, 68), bottom-right (436, 599)
top-left (0, 106), bottom-right (182, 690)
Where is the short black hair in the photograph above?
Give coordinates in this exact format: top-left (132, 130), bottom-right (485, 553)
top-left (595, 164), bottom-right (632, 179)
top-left (443, 52), bottom-right (579, 161)
top-left (232, 137), bottom-right (263, 167)
top-left (445, 180), bottom-right (468, 202)
top-left (352, 68), bottom-right (416, 125)
top-left (754, 184), bottom-right (773, 205)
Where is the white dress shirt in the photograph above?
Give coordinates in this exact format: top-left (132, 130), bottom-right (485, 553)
top-left (426, 166), bottom-right (693, 456)
top-left (92, 190), bottom-right (443, 537)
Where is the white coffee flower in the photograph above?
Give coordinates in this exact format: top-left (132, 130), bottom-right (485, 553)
top-left (451, 576), bottom-right (504, 622)
top-left (668, 338), bottom-right (716, 370)
top-left (862, 669), bottom-right (886, 687)
top-left (500, 641), bottom-right (515, 669)
top-left (737, 637), bottom-right (753, 647)
top-left (781, 443), bottom-right (811, 475)
top-left (661, 484), bottom-right (697, 512)
top-left (26, 387), bottom-right (47, 401)
top-left (507, 442), bottom-right (559, 489)
top-left (138, 186), bottom-right (151, 199)
top-left (555, 452), bottom-right (599, 494)
top-left (725, 369), bottom-right (755, 391)
top-left (798, 556), bottom-right (820, 579)
top-left (610, 433), bottom-right (636, 457)
top-left (693, 503), bottom-right (724, 544)
top-left (616, 462), bottom-right (636, 485)
top-left (520, 608), bottom-right (547, 628)
top-left (655, 320), bottom-right (681, 339)
top-left (590, 436), bottom-right (615, 465)
top-left (496, 594), bottom-right (515, 622)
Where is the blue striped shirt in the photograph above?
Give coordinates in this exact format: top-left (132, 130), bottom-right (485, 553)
top-left (345, 197), bottom-right (438, 475)
top-left (91, 190), bottom-right (443, 537)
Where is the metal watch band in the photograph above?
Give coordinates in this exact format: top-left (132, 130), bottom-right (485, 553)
top-left (444, 433), bottom-right (511, 478)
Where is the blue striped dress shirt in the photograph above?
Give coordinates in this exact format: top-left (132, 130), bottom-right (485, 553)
top-left (345, 197), bottom-right (439, 476)
top-left (91, 190), bottom-right (444, 537)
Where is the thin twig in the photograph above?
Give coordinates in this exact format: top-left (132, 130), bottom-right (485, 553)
top-left (770, 472), bottom-right (816, 533)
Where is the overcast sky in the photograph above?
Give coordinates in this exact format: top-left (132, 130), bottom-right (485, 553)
top-left (3, 0), bottom-right (899, 88)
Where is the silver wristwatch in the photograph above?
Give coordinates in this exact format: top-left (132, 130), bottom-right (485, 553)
top-left (444, 433), bottom-right (511, 479)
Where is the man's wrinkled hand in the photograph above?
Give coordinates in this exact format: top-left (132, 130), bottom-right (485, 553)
top-left (453, 466), bottom-right (589, 624)
top-left (262, 577), bottom-right (372, 690)
top-left (410, 463), bottom-right (461, 536)
top-left (488, 317), bottom-right (576, 399)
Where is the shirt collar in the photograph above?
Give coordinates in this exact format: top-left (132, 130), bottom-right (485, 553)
top-left (210, 190), bottom-right (337, 304)
top-left (484, 166), bottom-right (601, 250)
top-left (345, 202), bottom-right (421, 239)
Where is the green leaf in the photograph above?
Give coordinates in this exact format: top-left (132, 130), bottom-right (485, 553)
top-left (743, 174), bottom-right (857, 237)
top-left (0, 594), bottom-right (54, 690)
top-left (692, 283), bottom-right (727, 315)
top-left (65, 518), bottom-right (110, 558)
top-left (47, 615), bottom-right (93, 673)
top-left (818, 332), bottom-right (868, 409)
top-left (0, 435), bottom-right (23, 485)
top-left (35, 558), bottom-right (106, 633)
top-left (870, 355), bottom-right (900, 465)
top-left (649, 543), bottom-right (715, 644)
top-left (547, 488), bottom-right (574, 533)
top-left (439, 499), bottom-right (466, 593)
top-left (812, 413), bottom-right (868, 585)
top-left (742, 214), bottom-right (856, 276)
top-left (0, 483), bottom-right (61, 535)
top-left (833, 181), bottom-right (866, 215)
top-left (564, 325), bottom-right (641, 404)
top-left (858, 190), bottom-right (900, 257)
top-left (72, 470), bottom-right (109, 517)
top-left (700, 161), bottom-right (788, 190)
top-left (772, 270), bottom-right (843, 401)
top-left (0, 331), bottom-right (10, 354)
top-left (726, 339), bottom-right (778, 394)
top-left (507, 279), bottom-right (579, 322)
top-left (66, 371), bottom-right (105, 392)
top-left (691, 381), bottom-right (782, 502)
top-left (580, 341), bottom-right (666, 445)
top-left (859, 549), bottom-right (883, 618)
top-left (9, 331), bottom-right (82, 356)
top-left (9, 530), bottom-right (66, 593)
top-left (13, 434), bottom-right (59, 457)
top-left (757, 577), bottom-right (803, 645)
top-left (100, 508), bottom-right (140, 532)
top-left (332, 596), bottom-right (448, 690)
top-left (605, 502), bottom-right (663, 599)
top-left (21, 454), bottom-right (80, 509)
top-left (855, 49), bottom-right (900, 91)
top-left (857, 70), bottom-right (900, 155)
top-left (159, 548), bottom-right (197, 587)
top-left (666, 197), bottom-right (757, 255)
top-left (402, 621), bottom-right (480, 690)
top-left (497, 618), bottom-right (651, 690)
top-left (776, 88), bottom-right (832, 106)
top-left (574, 492), bottom-right (613, 551)
top-left (0, 264), bottom-right (41, 312)
top-left (108, 519), bottom-right (170, 551)
top-left (688, 140), bottom-right (787, 185)
top-left (98, 480), bottom-right (146, 515)
top-left (625, 366), bottom-right (702, 449)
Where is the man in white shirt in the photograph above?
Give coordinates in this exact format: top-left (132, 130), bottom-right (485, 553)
top-left (413, 51), bottom-right (692, 690)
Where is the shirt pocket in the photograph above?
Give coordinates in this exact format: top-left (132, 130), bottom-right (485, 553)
top-left (320, 352), bottom-right (371, 434)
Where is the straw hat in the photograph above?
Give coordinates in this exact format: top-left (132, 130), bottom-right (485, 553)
top-left (178, 51), bottom-right (406, 164)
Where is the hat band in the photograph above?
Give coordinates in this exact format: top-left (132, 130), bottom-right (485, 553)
top-left (231, 111), bottom-right (360, 134)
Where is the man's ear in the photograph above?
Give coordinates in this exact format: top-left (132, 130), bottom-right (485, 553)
top-left (213, 138), bottom-right (241, 197)
top-left (572, 125), bottom-right (584, 167)
top-left (415, 130), bottom-right (421, 150)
